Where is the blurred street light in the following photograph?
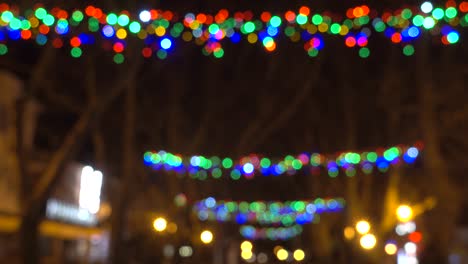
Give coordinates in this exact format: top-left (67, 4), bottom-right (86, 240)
top-left (396, 205), bottom-right (413, 222)
top-left (356, 220), bottom-right (371, 235)
top-left (385, 242), bottom-right (398, 255)
top-left (241, 241), bottom-right (253, 251)
top-left (360, 234), bottom-right (377, 250)
top-left (276, 249), bottom-right (288, 261)
top-left (344, 226), bottom-right (356, 240)
top-left (293, 249), bottom-right (305, 261)
top-left (200, 230), bottom-right (214, 244)
top-left (153, 217), bottom-right (167, 232)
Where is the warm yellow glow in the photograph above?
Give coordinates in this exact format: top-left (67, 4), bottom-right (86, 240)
top-left (241, 250), bottom-right (253, 260)
top-left (273, 246), bottom-right (283, 254)
top-left (153, 217), bottom-right (167, 232)
top-left (356, 220), bottom-right (371, 235)
top-left (385, 243), bottom-right (398, 255)
top-left (200, 230), bottom-right (213, 244)
top-left (241, 241), bottom-right (253, 251)
top-left (360, 234), bottom-right (377, 250)
top-left (344, 226), bottom-right (356, 240)
top-left (167, 222), bottom-right (178, 234)
top-left (396, 205), bottom-right (413, 222)
top-left (293, 249), bottom-right (305, 261)
top-left (276, 249), bottom-right (288, 261)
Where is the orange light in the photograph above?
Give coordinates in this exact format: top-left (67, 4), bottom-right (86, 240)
top-left (285, 11), bottom-right (296, 22)
top-left (345, 37), bottom-right (356, 47)
top-left (197, 13), bottom-right (207, 23)
top-left (353, 7), bottom-right (364, 18)
top-left (85, 6), bottom-right (95, 17)
top-left (299, 6), bottom-right (310, 16)
top-left (260, 12), bottom-right (271, 22)
top-left (391, 33), bottom-right (402, 43)
top-left (460, 2), bottom-right (468, 12)
top-left (70, 37), bottom-right (81, 47)
top-left (21, 30), bottom-right (31, 40)
top-left (39, 25), bottom-right (50, 35)
top-left (265, 42), bottom-right (276, 52)
top-left (346, 8), bottom-right (354, 18)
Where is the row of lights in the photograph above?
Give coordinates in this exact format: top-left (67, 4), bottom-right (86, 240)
top-left (275, 246), bottom-right (305, 262)
top-left (153, 217), bottom-right (214, 244)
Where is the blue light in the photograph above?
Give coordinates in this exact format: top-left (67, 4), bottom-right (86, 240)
top-left (205, 197), bottom-right (216, 208)
top-left (198, 210), bottom-right (209, 221)
top-left (102, 25), bottom-right (115, 38)
top-left (160, 38), bottom-right (172, 49)
top-left (8, 30), bottom-right (20, 40)
top-left (243, 163), bottom-right (254, 174)
top-left (407, 147), bottom-right (419, 158)
top-left (408, 26), bottom-right (420, 38)
top-left (267, 26), bottom-right (278, 36)
top-left (236, 214), bottom-right (248, 224)
top-left (36, 34), bottom-right (47, 45)
top-left (230, 32), bottom-right (241, 43)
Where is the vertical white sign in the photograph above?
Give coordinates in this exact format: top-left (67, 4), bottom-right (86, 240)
top-left (79, 166), bottom-right (103, 214)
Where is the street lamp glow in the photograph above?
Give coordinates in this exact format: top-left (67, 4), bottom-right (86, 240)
top-left (385, 242), bottom-right (398, 255)
top-left (396, 205), bottom-right (413, 222)
top-left (356, 220), bottom-right (371, 235)
top-left (241, 250), bottom-right (253, 260)
top-left (344, 226), bottom-right (356, 240)
top-left (153, 217), bottom-right (167, 232)
top-left (200, 230), bottom-right (213, 244)
top-left (276, 249), bottom-right (288, 261)
top-left (360, 234), bottom-right (377, 250)
top-left (241, 241), bottom-right (253, 251)
top-left (293, 249), bottom-right (305, 261)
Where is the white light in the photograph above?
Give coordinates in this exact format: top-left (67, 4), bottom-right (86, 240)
top-left (79, 166), bottom-right (103, 214)
top-left (257, 253), bottom-right (268, 263)
top-left (179, 246), bottom-right (193, 257)
top-left (404, 242), bottom-right (417, 255)
top-left (421, 2), bottom-right (433, 13)
top-left (163, 244), bottom-right (175, 258)
top-left (139, 10), bottom-right (151, 22)
top-left (396, 221), bottom-right (416, 236)
top-left (405, 221), bottom-right (416, 233)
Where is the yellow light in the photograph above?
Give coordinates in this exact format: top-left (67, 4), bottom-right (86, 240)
top-left (356, 220), bottom-right (371, 235)
top-left (241, 250), bottom-right (253, 260)
top-left (241, 241), bottom-right (253, 251)
top-left (155, 26), bottom-right (166, 36)
top-left (293, 249), bottom-right (305, 261)
top-left (384, 243), bottom-right (398, 255)
top-left (344, 226), bottom-right (356, 240)
top-left (276, 249), bottom-right (288, 261)
top-left (396, 205), bottom-right (413, 222)
top-left (360, 234), bottom-right (377, 250)
top-left (153, 217), bottom-right (167, 232)
top-left (247, 33), bottom-right (258, 44)
top-left (200, 230), bottom-right (213, 244)
top-left (116, 28), bottom-right (127, 39)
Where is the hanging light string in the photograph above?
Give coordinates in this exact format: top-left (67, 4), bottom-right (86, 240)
top-left (240, 225), bottom-right (304, 241)
top-left (193, 197), bottom-right (345, 226)
top-left (145, 143), bottom-right (422, 180)
top-left (0, 2), bottom-right (466, 61)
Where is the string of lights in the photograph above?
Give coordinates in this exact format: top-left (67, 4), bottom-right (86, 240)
top-left (0, 2), bottom-right (466, 62)
top-left (240, 225), bottom-right (304, 241)
top-left (193, 197), bottom-right (345, 226)
top-left (145, 143), bottom-right (422, 180)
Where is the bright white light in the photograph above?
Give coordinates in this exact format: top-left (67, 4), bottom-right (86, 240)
top-left (421, 2), bottom-right (433, 13)
top-left (139, 10), bottom-right (151, 22)
top-left (404, 242), bottom-right (417, 255)
top-left (396, 221), bottom-right (416, 236)
top-left (79, 166), bottom-right (103, 214)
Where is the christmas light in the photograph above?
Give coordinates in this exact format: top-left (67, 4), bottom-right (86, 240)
top-left (240, 225), bottom-right (303, 240)
top-left (0, 3), bottom-right (466, 61)
top-left (145, 144), bottom-right (422, 180)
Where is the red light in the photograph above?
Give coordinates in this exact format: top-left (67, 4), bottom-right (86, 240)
top-left (409, 232), bottom-right (422, 243)
top-left (345, 37), bottom-right (356, 47)
top-left (391, 33), bottom-right (402, 43)
top-left (52, 38), bottom-right (63, 48)
top-left (260, 12), bottom-right (271, 22)
top-left (142, 47), bottom-right (152, 58)
top-left (113, 42), bottom-right (125, 53)
top-left (285, 11), bottom-right (296, 22)
top-left (70, 37), bottom-right (81, 47)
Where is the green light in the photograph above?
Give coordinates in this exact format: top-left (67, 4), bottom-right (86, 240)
top-left (260, 158), bottom-right (271, 168)
top-left (374, 21), bottom-right (386, 32)
top-left (312, 14), bottom-right (323, 25)
top-left (113, 53), bottom-right (125, 64)
top-left (423, 17), bottom-right (435, 29)
top-left (70, 47), bottom-right (82, 58)
top-left (358, 16), bottom-right (370, 25)
top-left (128, 21), bottom-right (141, 33)
top-left (308, 48), bottom-right (319, 57)
top-left (1, 11), bottom-right (13, 23)
top-left (445, 7), bottom-right (457, 19)
top-left (21, 20), bottom-right (31, 30)
top-left (9, 18), bottom-right (21, 30)
top-left (359, 47), bottom-right (370, 58)
top-left (157, 50), bottom-right (167, 59)
top-left (346, 168), bottom-right (356, 177)
top-left (270, 16), bottom-right (282, 27)
top-left (285, 26), bottom-right (295, 37)
top-left (296, 14), bottom-right (308, 25)
top-left (367, 152), bottom-right (377, 162)
top-left (0, 44), bottom-right (8, 55)
top-left (198, 171), bottom-right (207, 180)
top-left (222, 158), bottom-right (233, 169)
top-left (403, 44), bottom-right (415, 56)
top-left (432, 8), bottom-right (445, 20)
top-left (328, 168), bottom-right (339, 178)
top-left (88, 18), bottom-right (99, 32)
top-left (412, 15), bottom-right (424, 26)
top-left (293, 201), bottom-right (306, 212)
top-left (43, 14), bottom-right (55, 26)
top-left (230, 170), bottom-right (241, 180)
top-left (212, 168), bottom-right (222, 178)
top-left (465, 14), bottom-right (468, 23)
top-left (35, 8), bottom-right (47, 19)
top-left (262, 36), bottom-right (273, 46)
top-left (208, 24), bottom-right (219, 34)
top-left (214, 48), bottom-right (224, 58)
top-left (174, 23), bottom-right (184, 33)
top-left (72, 11), bottom-right (84, 22)
top-left (330, 23), bottom-right (341, 34)
top-left (291, 160), bottom-right (302, 170)
top-left (447, 32), bottom-right (459, 44)
top-left (106, 13), bottom-right (118, 25)
top-left (118, 14), bottom-right (130, 26)
top-left (401, 9), bottom-right (413, 19)
top-left (243, 22), bottom-right (255, 33)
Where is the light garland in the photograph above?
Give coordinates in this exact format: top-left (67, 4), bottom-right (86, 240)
top-left (0, 3), bottom-right (466, 62)
top-left (240, 225), bottom-right (303, 241)
top-left (193, 197), bottom-right (345, 226)
top-left (145, 144), bottom-right (422, 180)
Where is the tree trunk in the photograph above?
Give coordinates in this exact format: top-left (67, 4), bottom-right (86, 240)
top-left (109, 84), bottom-right (136, 264)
